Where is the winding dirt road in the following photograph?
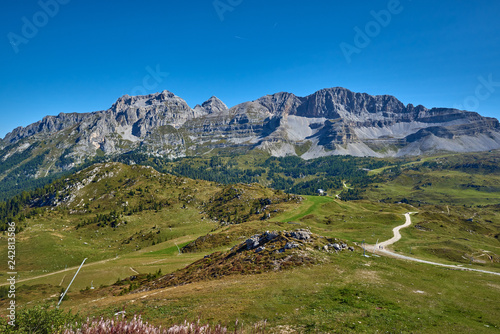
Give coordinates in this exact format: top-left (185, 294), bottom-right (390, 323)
top-left (377, 212), bottom-right (415, 249)
top-left (366, 212), bottom-right (500, 276)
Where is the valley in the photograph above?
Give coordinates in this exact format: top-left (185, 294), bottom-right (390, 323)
top-left (0, 149), bottom-right (499, 333)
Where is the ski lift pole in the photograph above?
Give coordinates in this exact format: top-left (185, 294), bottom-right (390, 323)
top-left (58, 258), bottom-right (87, 307)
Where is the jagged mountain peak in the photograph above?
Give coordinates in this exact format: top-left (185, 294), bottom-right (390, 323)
top-left (206, 95), bottom-right (223, 102)
top-left (405, 103), bottom-right (428, 113)
top-left (297, 87), bottom-right (407, 118)
top-left (253, 92), bottom-right (303, 115)
top-left (194, 96), bottom-right (229, 114)
top-left (111, 90), bottom-right (184, 111)
top-left (313, 86), bottom-right (400, 101)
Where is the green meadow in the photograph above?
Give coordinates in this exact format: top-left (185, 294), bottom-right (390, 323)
top-left (0, 151), bottom-right (499, 332)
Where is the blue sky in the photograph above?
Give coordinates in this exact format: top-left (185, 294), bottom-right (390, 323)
top-left (1, 0), bottom-right (499, 138)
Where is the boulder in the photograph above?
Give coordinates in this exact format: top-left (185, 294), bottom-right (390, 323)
top-left (245, 236), bottom-right (260, 250)
top-left (285, 242), bottom-right (299, 250)
top-left (330, 243), bottom-right (341, 251)
top-left (287, 229), bottom-right (311, 241)
top-left (255, 246), bottom-right (266, 253)
top-left (262, 231), bottom-right (279, 242)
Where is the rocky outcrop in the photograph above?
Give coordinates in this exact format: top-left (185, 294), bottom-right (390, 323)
top-left (138, 229), bottom-right (353, 291)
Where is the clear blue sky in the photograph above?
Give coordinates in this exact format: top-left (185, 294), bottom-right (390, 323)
top-left (1, 0), bottom-right (500, 138)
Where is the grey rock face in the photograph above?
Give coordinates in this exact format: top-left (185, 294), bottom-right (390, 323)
top-left (287, 229), bottom-right (312, 241)
top-left (262, 231), bottom-right (279, 242)
top-left (3, 112), bottom-right (91, 144)
top-left (194, 96), bottom-right (228, 114)
top-left (2, 87), bottom-right (500, 181)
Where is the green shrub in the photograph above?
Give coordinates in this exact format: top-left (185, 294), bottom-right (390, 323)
top-left (0, 304), bottom-right (80, 334)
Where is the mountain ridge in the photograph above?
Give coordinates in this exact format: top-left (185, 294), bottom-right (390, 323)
top-left (1, 87), bottom-right (499, 185)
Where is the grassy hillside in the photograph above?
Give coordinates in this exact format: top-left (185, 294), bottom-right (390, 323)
top-left (68, 250), bottom-right (499, 333)
top-left (0, 162), bottom-right (297, 277)
top-left (366, 150), bottom-right (500, 205)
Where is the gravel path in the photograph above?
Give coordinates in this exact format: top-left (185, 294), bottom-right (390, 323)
top-left (366, 212), bottom-right (500, 276)
top-left (377, 212), bottom-right (415, 249)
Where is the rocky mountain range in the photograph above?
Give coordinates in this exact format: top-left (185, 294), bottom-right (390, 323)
top-left (1, 87), bottom-right (500, 181)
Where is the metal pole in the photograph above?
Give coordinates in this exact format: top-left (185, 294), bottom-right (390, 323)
top-left (58, 258), bottom-right (87, 307)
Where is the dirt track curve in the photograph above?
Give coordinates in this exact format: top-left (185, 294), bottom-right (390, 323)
top-left (365, 212), bottom-right (500, 276)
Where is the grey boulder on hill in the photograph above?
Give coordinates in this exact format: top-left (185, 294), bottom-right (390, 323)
top-left (1, 87), bottom-right (500, 177)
